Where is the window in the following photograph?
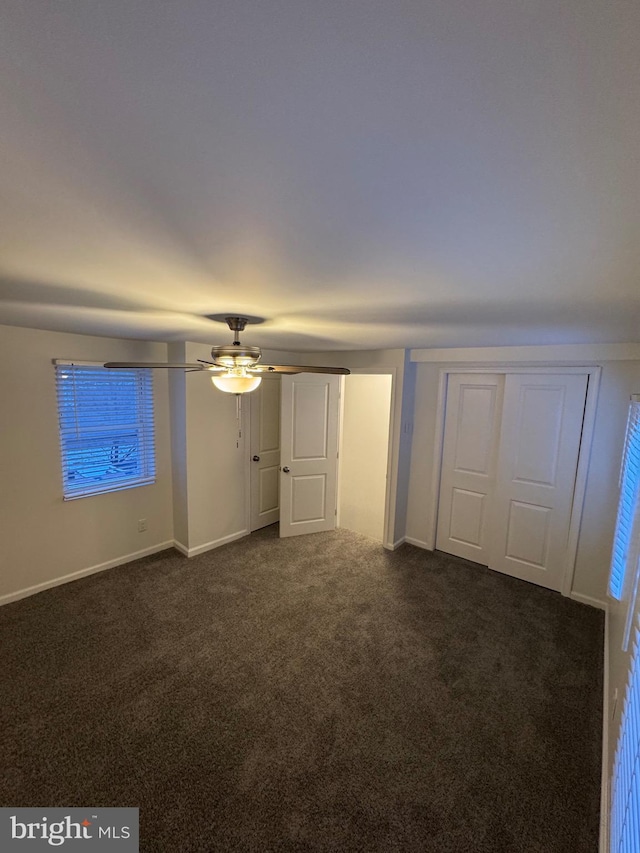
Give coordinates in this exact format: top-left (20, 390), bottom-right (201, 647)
top-left (55, 362), bottom-right (156, 499)
top-left (611, 613), bottom-right (640, 852)
top-left (609, 397), bottom-right (640, 609)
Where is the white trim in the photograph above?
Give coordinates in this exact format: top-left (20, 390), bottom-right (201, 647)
top-left (411, 343), bottom-right (640, 363)
top-left (173, 539), bottom-right (189, 556)
top-left (183, 528), bottom-right (248, 558)
top-left (384, 537), bottom-right (406, 551)
top-left (380, 367), bottom-right (398, 550)
top-left (336, 375), bottom-right (346, 530)
top-left (427, 369), bottom-right (448, 555)
top-left (242, 393), bottom-right (252, 535)
top-left (562, 368), bottom-right (602, 596)
top-left (0, 541), bottom-right (175, 607)
top-left (569, 591), bottom-right (608, 611)
top-left (600, 606), bottom-right (610, 853)
top-left (403, 536), bottom-right (432, 550)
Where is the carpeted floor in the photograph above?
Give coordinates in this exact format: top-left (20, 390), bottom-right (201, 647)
top-left (0, 525), bottom-right (603, 852)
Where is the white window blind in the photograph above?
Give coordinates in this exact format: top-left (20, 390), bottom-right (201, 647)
top-left (611, 614), bottom-right (640, 853)
top-left (609, 397), bottom-right (640, 604)
top-left (55, 362), bottom-right (156, 500)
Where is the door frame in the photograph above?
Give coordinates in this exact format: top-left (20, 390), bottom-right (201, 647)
top-left (428, 364), bottom-right (602, 599)
top-left (337, 368), bottom-right (398, 550)
top-left (247, 374), bottom-right (282, 532)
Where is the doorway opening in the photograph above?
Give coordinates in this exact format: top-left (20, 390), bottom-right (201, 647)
top-left (338, 373), bottom-right (393, 543)
top-left (248, 371), bottom-right (395, 544)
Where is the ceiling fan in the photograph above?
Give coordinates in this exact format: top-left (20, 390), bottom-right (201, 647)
top-left (104, 316), bottom-right (350, 393)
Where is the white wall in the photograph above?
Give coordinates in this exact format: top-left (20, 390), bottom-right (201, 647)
top-left (165, 341), bottom-right (248, 555)
top-left (405, 344), bottom-right (640, 605)
top-left (339, 374), bottom-right (392, 541)
top-left (0, 324), bottom-right (174, 603)
top-left (575, 361), bottom-right (639, 603)
top-left (168, 342), bottom-right (189, 547)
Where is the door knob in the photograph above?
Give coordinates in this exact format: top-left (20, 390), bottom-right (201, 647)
top-left (252, 455), bottom-right (260, 461)
top-left (282, 466), bottom-right (290, 473)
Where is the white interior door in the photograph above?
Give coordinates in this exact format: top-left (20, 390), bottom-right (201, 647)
top-left (279, 373), bottom-right (340, 538)
top-left (249, 376), bottom-right (281, 531)
top-left (436, 374), bottom-right (504, 562)
top-left (489, 373), bottom-right (588, 590)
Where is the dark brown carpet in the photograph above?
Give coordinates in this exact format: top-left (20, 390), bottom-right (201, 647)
top-left (0, 525), bottom-right (603, 852)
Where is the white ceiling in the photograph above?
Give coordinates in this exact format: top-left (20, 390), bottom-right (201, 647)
top-left (1, 0), bottom-right (639, 351)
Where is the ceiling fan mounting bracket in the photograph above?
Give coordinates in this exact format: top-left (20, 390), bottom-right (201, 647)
top-left (225, 316), bottom-right (248, 334)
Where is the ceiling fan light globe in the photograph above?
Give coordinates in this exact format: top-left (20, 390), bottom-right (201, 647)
top-left (211, 374), bottom-right (262, 394)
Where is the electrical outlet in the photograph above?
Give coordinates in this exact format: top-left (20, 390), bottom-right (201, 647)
top-left (137, 519), bottom-right (147, 533)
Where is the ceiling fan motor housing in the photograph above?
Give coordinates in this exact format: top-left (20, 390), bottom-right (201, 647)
top-left (211, 345), bottom-right (262, 368)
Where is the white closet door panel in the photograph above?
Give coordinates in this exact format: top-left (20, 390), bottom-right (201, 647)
top-left (436, 374), bottom-right (504, 562)
top-left (489, 373), bottom-right (588, 590)
top-left (505, 501), bottom-right (551, 567)
top-left (449, 488), bottom-right (487, 548)
top-left (512, 386), bottom-right (564, 486)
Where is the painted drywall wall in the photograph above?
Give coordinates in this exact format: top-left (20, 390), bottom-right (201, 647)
top-left (169, 341), bottom-right (247, 555)
top-left (575, 361), bottom-right (639, 602)
top-left (168, 342), bottom-right (189, 549)
top-left (0, 324), bottom-right (174, 603)
top-left (339, 374), bottom-right (393, 541)
top-left (405, 345), bottom-right (640, 604)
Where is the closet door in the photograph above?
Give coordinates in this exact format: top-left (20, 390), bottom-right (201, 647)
top-left (435, 374), bottom-right (504, 563)
top-left (489, 373), bottom-right (588, 591)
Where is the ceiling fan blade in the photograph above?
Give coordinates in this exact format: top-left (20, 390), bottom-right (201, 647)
top-left (104, 362), bottom-right (210, 370)
top-left (197, 359), bottom-right (224, 369)
top-left (251, 364), bottom-right (350, 375)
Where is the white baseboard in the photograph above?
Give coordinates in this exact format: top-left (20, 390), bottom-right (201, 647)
top-left (182, 529), bottom-right (248, 558)
top-left (384, 537), bottom-right (406, 551)
top-left (403, 536), bottom-right (433, 551)
top-left (173, 540), bottom-right (189, 557)
top-left (570, 591), bottom-right (608, 611)
top-left (0, 541), bottom-right (175, 607)
top-left (600, 606), bottom-right (610, 853)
